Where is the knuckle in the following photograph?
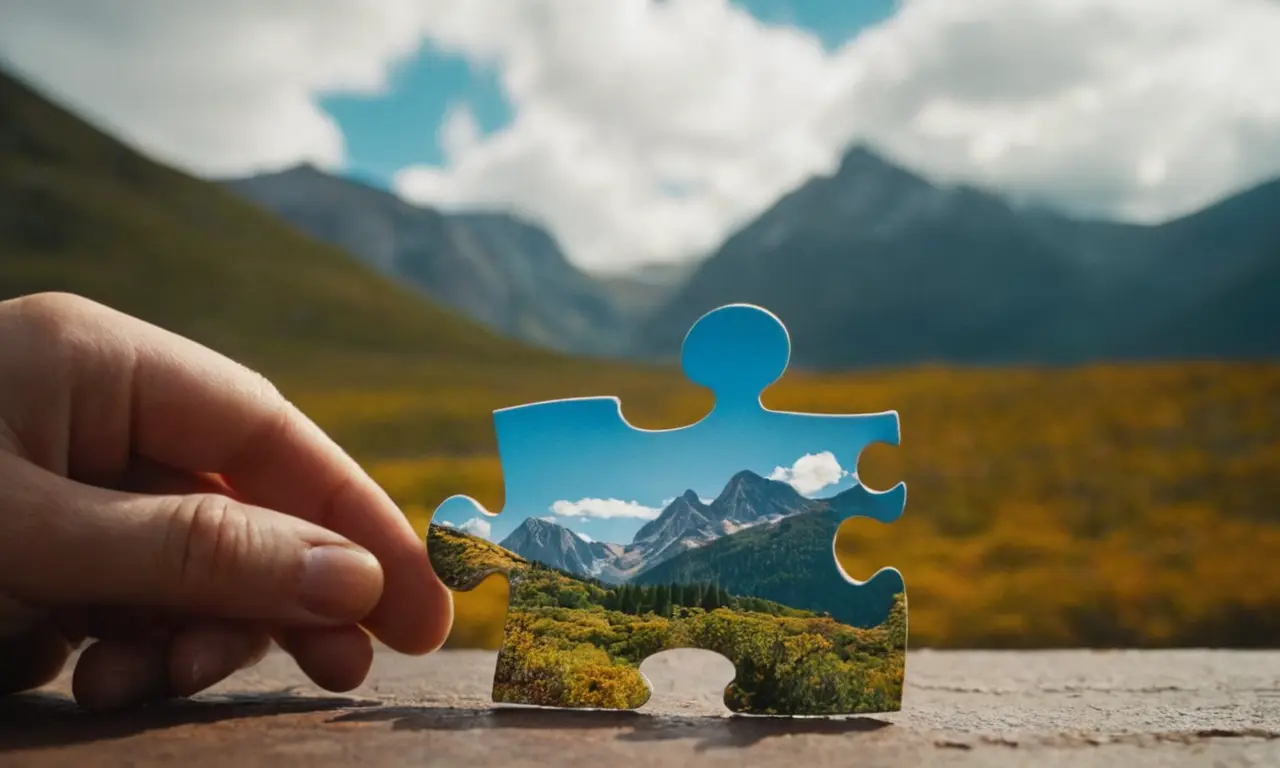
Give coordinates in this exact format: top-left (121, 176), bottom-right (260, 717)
top-left (10, 292), bottom-right (98, 332)
top-left (3, 292), bottom-right (102, 360)
top-left (164, 493), bottom-right (255, 591)
top-left (247, 366), bottom-right (287, 409)
top-left (237, 364), bottom-right (302, 446)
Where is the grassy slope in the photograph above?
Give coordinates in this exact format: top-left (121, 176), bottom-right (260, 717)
top-left (0, 67), bottom-right (703, 459)
top-left (428, 524), bottom-right (906, 714)
top-left (0, 70), bottom-right (537, 367)
top-left (3, 68), bottom-right (1279, 651)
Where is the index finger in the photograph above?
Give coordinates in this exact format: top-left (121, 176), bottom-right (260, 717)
top-left (44, 295), bottom-right (452, 655)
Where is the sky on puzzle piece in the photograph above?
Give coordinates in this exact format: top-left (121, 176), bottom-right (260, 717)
top-left (433, 433), bottom-right (864, 547)
top-left (2, 0), bottom-right (1279, 274)
top-left (433, 303), bottom-right (900, 547)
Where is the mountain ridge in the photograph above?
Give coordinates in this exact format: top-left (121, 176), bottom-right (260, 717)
top-left (631, 145), bottom-right (1280, 368)
top-left (497, 469), bottom-right (862, 583)
top-left (221, 164), bottom-right (633, 357)
top-left (0, 65), bottom-right (557, 372)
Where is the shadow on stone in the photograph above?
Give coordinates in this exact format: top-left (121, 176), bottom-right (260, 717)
top-left (0, 688), bottom-right (376, 750)
top-left (332, 705), bottom-right (892, 750)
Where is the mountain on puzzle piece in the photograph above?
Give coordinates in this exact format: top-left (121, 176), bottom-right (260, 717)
top-left (426, 303), bottom-right (908, 716)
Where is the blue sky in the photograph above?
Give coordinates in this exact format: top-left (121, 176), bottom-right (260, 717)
top-left (318, 0), bottom-right (899, 191)
top-left (431, 305), bottom-right (906, 546)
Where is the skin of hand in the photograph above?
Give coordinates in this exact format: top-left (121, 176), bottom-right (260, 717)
top-left (0, 292), bottom-right (454, 710)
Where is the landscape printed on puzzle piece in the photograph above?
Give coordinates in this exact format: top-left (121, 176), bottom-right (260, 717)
top-left (427, 304), bottom-right (908, 717)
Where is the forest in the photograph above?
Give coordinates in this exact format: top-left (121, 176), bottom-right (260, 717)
top-left (428, 524), bottom-right (906, 715)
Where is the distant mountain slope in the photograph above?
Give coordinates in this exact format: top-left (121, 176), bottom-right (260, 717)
top-left (498, 517), bottom-right (621, 578)
top-left (1107, 179), bottom-right (1280, 359)
top-left (631, 146), bottom-right (1280, 368)
top-left (0, 66), bottom-right (557, 373)
top-left (222, 166), bottom-right (630, 356)
top-left (633, 506), bottom-right (906, 628)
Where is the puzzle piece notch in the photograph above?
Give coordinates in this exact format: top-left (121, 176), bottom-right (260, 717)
top-left (426, 495), bottom-right (515, 593)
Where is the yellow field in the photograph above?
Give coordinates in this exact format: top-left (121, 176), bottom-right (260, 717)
top-left (338, 360), bottom-right (1280, 650)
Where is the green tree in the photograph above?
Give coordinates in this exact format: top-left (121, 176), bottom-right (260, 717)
top-left (620, 585), bottom-right (638, 614)
top-left (701, 582), bottom-right (720, 611)
top-left (654, 584), bottom-right (671, 617)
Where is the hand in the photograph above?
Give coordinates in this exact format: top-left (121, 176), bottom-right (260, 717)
top-left (0, 293), bottom-right (453, 710)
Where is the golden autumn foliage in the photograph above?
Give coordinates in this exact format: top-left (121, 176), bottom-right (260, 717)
top-left (426, 532), bottom-right (909, 715)
top-left (324, 361), bottom-right (1280, 650)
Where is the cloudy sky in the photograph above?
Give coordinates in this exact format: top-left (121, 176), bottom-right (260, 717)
top-left (2, 0), bottom-right (1278, 274)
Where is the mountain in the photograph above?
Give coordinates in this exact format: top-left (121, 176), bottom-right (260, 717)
top-left (628, 490), bottom-right (719, 563)
top-left (630, 145), bottom-right (1280, 368)
top-left (0, 66), bottom-right (558, 375)
top-left (1101, 179), bottom-right (1280, 359)
top-left (499, 470), bottom-right (848, 584)
top-left (628, 472), bottom-right (817, 569)
top-left (632, 504), bottom-right (906, 628)
top-left (707, 468), bottom-right (815, 524)
top-left (222, 165), bottom-right (630, 356)
top-left (498, 517), bottom-right (621, 579)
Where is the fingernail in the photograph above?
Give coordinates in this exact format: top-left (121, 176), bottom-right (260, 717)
top-left (74, 640), bottom-right (170, 712)
top-left (297, 545), bottom-right (383, 622)
top-left (168, 625), bottom-right (271, 698)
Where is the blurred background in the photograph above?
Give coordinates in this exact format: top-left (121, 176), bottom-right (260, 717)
top-left (0, 0), bottom-right (1277, 651)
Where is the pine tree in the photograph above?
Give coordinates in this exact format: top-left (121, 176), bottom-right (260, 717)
top-left (701, 582), bottom-right (719, 611)
top-left (654, 584), bottom-right (670, 617)
top-left (637, 585), bottom-right (652, 614)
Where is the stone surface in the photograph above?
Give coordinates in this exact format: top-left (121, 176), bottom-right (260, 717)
top-left (2, 647), bottom-right (1279, 766)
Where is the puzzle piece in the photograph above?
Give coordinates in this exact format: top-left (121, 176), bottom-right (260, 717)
top-left (427, 303), bottom-right (908, 716)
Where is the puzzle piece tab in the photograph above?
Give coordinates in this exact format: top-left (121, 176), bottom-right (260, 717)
top-left (427, 303), bottom-right (908, 716)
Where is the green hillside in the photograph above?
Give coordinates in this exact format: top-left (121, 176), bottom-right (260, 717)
top-left (427, 523), bottom-right (906, 715)
top-left (634, 508), bottom-right (907, 628)
top-left (0, 68), bottom-right (548, 367)
top-left (0, 66), bottom-right (702, 458)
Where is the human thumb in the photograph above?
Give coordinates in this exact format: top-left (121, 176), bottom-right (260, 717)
top-left (0, 456), bottom-right (385, 626)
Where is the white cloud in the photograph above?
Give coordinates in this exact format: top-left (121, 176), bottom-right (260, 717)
top-left (2, 0), bottom-right (1278, 272)
top-left (457, 516), bottom-right (492, 540)
top-left (576, 531), bottom-right (594, 543)
top-left (550, 498), bottom-right (663, 520)
top-left (769, 451), bottom-right (852, 496)
top-left (538, 515), bottom-right (557, 523)
top-left (0, 0), bottom-right (432, 177)
top-left (396, 0), bottom-right (1280, 271)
